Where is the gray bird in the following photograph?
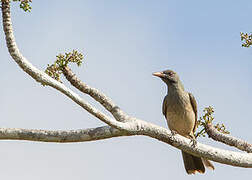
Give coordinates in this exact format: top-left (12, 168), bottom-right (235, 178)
top-left (153, 69), bottom-right (214, 174)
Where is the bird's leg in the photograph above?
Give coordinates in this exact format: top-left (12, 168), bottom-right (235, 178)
top-left (188, 134), bottom-right (197, 147)
top-left (170, 130), bottom-right (178, 143)
top-left (171, 130), bottom-right (178, 136)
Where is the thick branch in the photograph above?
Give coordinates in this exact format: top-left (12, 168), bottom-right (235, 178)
top-left (206, 123), bottom-right (252, 153)
top-left (62, 66), bottom-right (129, 122)
top-left (0, 126), bottom-right (131, 142)
top-left (133, 120), bottom-right (252, 168)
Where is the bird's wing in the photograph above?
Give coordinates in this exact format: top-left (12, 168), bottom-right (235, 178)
top-left (162, 95), bottom-right (169, 118)
top-left (189, 93), bottom-right (198, 133)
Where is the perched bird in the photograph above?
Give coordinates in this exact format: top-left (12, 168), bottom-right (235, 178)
top-left (153, 69), bottom-right (214, 174)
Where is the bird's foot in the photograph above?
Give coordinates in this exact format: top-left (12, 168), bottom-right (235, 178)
top-left (171, 130), bottom-right (177, 136)
top-left (189, 135), bottom-right (197, 147)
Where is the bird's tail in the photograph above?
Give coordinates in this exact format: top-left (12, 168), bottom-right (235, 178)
top-left (181, 151), bottom-right (214, 174)
top-left (202, 158), bottom-right (215, 170)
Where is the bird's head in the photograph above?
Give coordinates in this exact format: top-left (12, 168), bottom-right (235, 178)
top-left (152, 70), bottom-right (180, 85)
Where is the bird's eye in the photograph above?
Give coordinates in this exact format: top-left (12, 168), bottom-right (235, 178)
top-left (168, 72), bottom-right (174, 76)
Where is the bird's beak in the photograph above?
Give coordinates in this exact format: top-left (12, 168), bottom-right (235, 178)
top-left (152, 71), bottom-right (165, 78)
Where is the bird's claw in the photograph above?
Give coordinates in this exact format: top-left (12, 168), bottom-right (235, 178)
top-left (171, 130), bottom-right (177, 136)
top-left (189, 135), bottom-right (197, 147)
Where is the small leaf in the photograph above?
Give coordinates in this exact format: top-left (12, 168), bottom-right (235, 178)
top-left (44, 50), bottom-right (84, 82)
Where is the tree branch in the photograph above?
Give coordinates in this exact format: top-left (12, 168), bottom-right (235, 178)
top-left (62, 66), bottom-right (129, 122)
top-left (2, 0), bottom-right (252, 169)
top-left (115, 119), bottom-right (252, 168)
top-left (205, 123), bottom-right (252, 153)
top-left (0, 126), bottom-right (131, 142)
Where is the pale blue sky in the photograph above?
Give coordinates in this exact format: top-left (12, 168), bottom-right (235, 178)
top-left (1, 0), bottom-right (252, 179)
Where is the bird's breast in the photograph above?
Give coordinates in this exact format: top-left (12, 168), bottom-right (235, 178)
top-left (166, 101), bottom-right (195, 137)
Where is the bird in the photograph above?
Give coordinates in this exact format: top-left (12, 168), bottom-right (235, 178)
top-left (153, 69), bottom-right (214, 174)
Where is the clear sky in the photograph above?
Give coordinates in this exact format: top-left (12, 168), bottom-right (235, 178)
top-left (1, 0), bottom-right (252, 179)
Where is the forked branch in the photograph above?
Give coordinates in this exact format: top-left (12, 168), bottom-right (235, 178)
top-left (2, 0), bottom-right (252, 168)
